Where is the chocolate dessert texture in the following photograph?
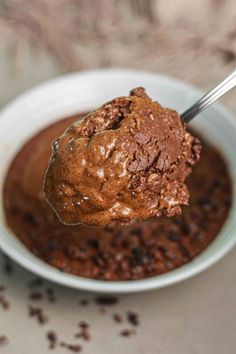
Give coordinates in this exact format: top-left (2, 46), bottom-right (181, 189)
top-left (3, 114), bottom-right (231, 280)
top-left (44, 88), bottom-right (201, 227)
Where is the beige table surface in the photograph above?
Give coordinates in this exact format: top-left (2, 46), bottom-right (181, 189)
top-left (0, 247), bottom-right (236, 354)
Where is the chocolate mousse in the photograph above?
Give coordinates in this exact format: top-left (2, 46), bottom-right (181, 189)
top-left (3, 114), bottom-right (232, 280)
top-left (44, 88), bottom-right (201, 227)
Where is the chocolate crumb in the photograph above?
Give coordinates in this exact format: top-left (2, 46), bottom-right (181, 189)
top-left (0, 295), bottom-right (10, 310)
top-left (29, 291), bottom-right (44, 301)
top-left (76, 321), bottom-right (91, 341)
top-left (95, 296), bottom-right (119, 306)
top-left (60, 342), bottom-right (82, 352)
top-left (127, 311), bottom-right (139, 326)
top-left (47, 331), bottom-right (57, 349)
top-left (46, 288), bottom-right (54, 295)
top-left (113, 313), bottom-right (123, 323)
top-left (120, 329), bottom-right (136, 337)
top-left (75, 330), bottom-right (90, 341)
top-left (29, 306), bottom-right (48, 325)
top-left (79, 321), bottom-right (89, 329)
top-left (28, 278), bottom-right (43, 288)
top-left (3, 261), bottom-right (14, 274)
top-left (0, 335), bottom-right (8, 346)
top-left (79, 299), bottom-right (89, 306)
top-left (46, 288), bottom-right (56, 303)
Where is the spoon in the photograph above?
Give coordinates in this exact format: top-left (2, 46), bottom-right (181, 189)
top-left (181, 69), bottom-right (236, 123)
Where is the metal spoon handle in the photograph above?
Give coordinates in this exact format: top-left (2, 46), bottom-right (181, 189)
top-left (181, 69), bottom-right (236, 123)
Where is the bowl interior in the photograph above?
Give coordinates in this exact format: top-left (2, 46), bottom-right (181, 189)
top-left (0, 68), bottom-right (236, 293)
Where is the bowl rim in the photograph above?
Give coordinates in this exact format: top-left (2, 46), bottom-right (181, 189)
top-left (0, 67), bottom-right (236, 294)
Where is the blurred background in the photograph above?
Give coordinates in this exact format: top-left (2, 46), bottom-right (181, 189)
top-left (0, 0), bottom-right (236, 112)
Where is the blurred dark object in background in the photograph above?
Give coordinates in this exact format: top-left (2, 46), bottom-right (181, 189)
top-left (0, 0), bottom-right (235, 111)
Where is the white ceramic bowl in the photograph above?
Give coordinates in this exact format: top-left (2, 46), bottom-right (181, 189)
top-left (0, 69), bottom-right (236, 293)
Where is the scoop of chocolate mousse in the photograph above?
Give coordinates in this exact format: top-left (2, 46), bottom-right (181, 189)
top-left (44, 88), bottom-right (201, 227)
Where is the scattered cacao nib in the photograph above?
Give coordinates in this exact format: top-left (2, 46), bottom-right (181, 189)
top-left (0, 335), bottom-right (8, 346)
top-left (47, 331), bottom-right (57, 350)
top-left (3, 260), bottom-right (14, 274)
top-left (113, 313), bottom-right (123, 323)
top-left (60, 342), bottom-right (82, 352)
top-left (38, 313), bottom-right (49, 325)
top-left (29, 291), bottom-right (44, 301)
top-left (46, 288), bottom-right (56, 303)
top-left (0, 295), bottom-right (10, 310)
top-left (95, 296), bottom-right (119, 306)
top-left (120, 329), bottom-right (136, 337)
top-left (79, 299), bottom-right (89, 306)
top-left (76, 321), bottom-right (91, 340)
top-left (79, 321), bottom-right (89, 329)
top-left (83, 331), bottom-right (90, 341)
top-left (75, 329), bottom-right (90, 341)
top-left (28, 278), bottom-right (43, 288)
top-left (127, 312), bottom-right (139, 326)
top-left (28, 306), bottom-right (48, 325)
top-left (46, 288), bottom-right (54, 295)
